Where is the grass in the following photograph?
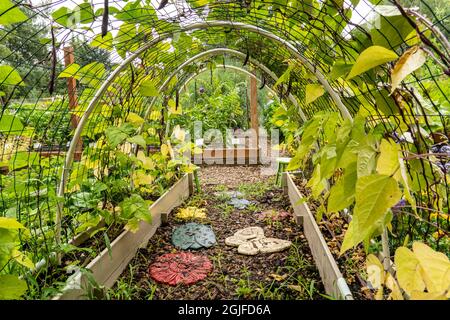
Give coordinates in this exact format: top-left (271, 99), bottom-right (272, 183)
top-left (237, 180), bottom-right (273, 198)
top-left (216, 203), bottom-right (234, 217)
top-left (233, 267), bottom-right (253, 298)
top-left (104, 251), bottom-right (158, 300)
top-left (214, 184), bottom-right (228, 192)
top-left (228, 242), bottom-right (323, 300)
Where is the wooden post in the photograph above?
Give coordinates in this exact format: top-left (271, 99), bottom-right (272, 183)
top-left (249, 71), bottom-right (259, 155)
top-left (63, 46), bottom-right (82, 161)
top-left (249, 71), bottom-right (258, 136)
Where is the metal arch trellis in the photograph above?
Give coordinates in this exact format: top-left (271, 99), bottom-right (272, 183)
top-left (55, 20), bottom-right (354, 251)
top-left (178, 63), bottom-right (308, 121)
top-left (139, 47), bottom-right (309, 127)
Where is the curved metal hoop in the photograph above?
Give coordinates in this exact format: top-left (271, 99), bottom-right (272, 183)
top-left (141, 48), bottom-right (308, 127)
top-left (55, 21), bottom-right (352, 249)
top-left (178, 63), bottom-right (305, 119)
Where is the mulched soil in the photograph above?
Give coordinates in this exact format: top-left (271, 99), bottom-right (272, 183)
top-left (291, 174), bottom-right (373, 300)
top-left (110, 165), bottom-right (324, 300)
top-left (197, 165), bottom-right (271, 188)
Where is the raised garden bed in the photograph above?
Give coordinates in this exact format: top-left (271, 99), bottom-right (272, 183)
top-left (193, 147), bottom-right (260, 165)
top-left (282, 172), bottom-right (354, 300)
top-left (52, 173), bottom-right (193, 300)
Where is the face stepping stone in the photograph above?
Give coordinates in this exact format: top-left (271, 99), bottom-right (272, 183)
top-left (148, 252), bottom-right (212, 285)
top-left (172, 222), bottom-right (216, 250)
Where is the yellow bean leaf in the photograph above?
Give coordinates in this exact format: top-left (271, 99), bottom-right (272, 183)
top-left (391, 46), bottom-right (427, 93)
top-left (413, 242), bottom-right (450, 294)
top-left (395, 247), bottom-right (425, 296)
top-left (385, 273), bottom-right (404, 300)
top-left (366, 254), bottom-right (385, 291)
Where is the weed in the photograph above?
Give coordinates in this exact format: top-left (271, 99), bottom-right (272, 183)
top-left (186, 193), bottom-right (208, 207)
top-left (217, 203), bottom-right (234, 217)
top-left (144, 281), bottom-right (158, 300)
top-left (214, 184), bottom-right (228, 192)
top-left (245, 203), bottom-right (260, 213)
top-left (105, 265), bottom-right (140, 300)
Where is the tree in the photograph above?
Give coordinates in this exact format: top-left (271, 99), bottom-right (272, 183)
top-left (72, 37), bottom-right (113, 71)
top-left (394, 0), bottom-right (450, 37)
top-left (0, 12), bottom-right (56, 99)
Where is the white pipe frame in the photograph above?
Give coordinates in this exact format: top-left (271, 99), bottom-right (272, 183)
top-left (55, 21), bottom-right (352, 252)
top-left (140, 47), bottom-right (308, 131)
top-left (178, 64), bottom-right (301, 117)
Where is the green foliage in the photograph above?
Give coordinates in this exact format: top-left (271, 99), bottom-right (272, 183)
top-left (139, 77), bottom-right (159, 97)
top-left (0, 0), bottom-right (27, 26)
top-left (0, 113), bottom-right (23, 134)
top-left (367, 242), bottom-right (450, 300)
top-left (0, 65), bottom-right (24, 86)
top-left (11, 100), bottom-right (72, 145)
top-left (0, 217), bottom-right (33, 300)
top-left (289, 106), bottom-right (448, 256)
top-left (341, 174), bottom-right (401, 254)
top-left (0, 0), bottom-right (448, 300)
top-left (0, 275), bottom-right (27, 300)
top-left (172, 69), bottom-right (250, 137)
top-left (105, 123), bottom-right (136, 148)
top-left (119, 194), bottom-right (151, 232)
top-left (305, 84), bottom-right (325, 105)
top-left (346, 46), bottom-right (398, 80)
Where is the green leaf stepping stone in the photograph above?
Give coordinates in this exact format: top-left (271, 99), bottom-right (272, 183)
top-left (172, 223), bottom-right (216, 250)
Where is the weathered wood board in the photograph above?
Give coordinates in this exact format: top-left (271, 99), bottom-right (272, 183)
top-left (283, 173), bottom-right (353, 300)
top-left (193, 148), bottom-right (260, 165)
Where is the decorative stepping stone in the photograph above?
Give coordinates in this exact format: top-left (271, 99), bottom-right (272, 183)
top-left (175, 206), bottom-right (207, 220)
top-left (228, 198), bottom-right (250, 209)
top-left (149, 252), bottom-right (212, 286)
top-left (172, 222), bottom-right (216, 250)
top-left (237, 238), bottom-right (292, 256)
top-left (225, 226), bottom-right (292, 255)
top-left (257, 210), bottom-right (291, 221)
top-left (225, 227), bottom-right (265, 246)
top-left (213, 191), bottom-right (244, 198)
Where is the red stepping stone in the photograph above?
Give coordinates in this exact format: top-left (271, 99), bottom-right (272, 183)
top-left (148, 252), bottom-right (212, 286)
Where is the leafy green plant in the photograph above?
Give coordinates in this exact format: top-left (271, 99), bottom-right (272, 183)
top-left (0, 218), bottom-right (34, 300)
